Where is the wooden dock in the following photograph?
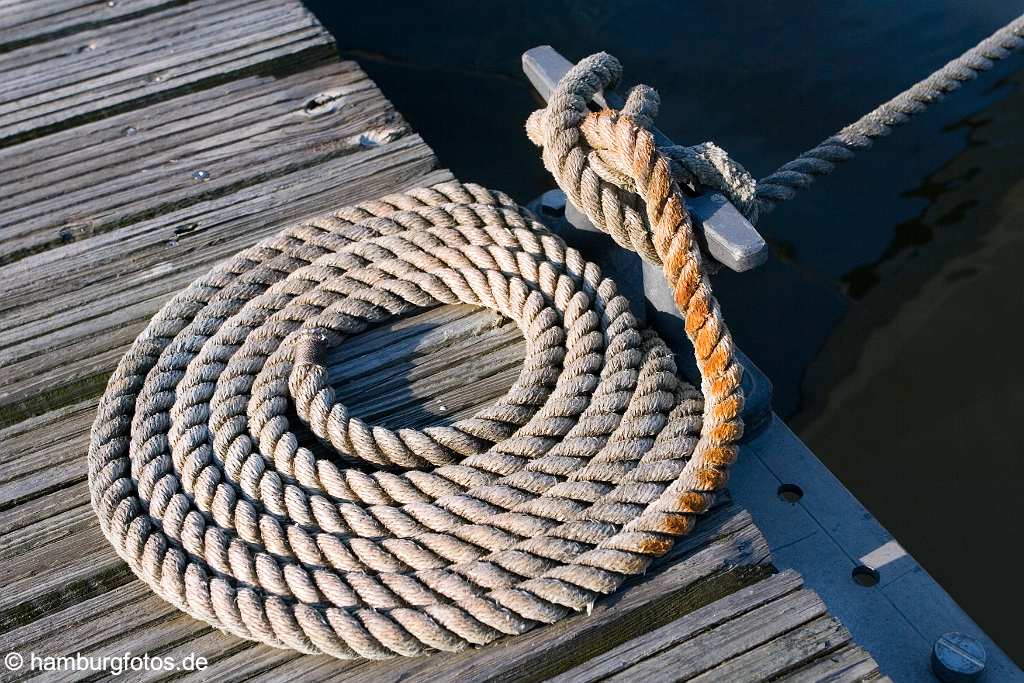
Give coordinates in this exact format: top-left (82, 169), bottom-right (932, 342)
top-left (0, 2), bottom-right (885, 681)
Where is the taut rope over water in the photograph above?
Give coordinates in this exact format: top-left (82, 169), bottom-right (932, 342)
top-left (88, 55), bottom-right (743, 658)
top-left (585, 14), bottom-right (1024, 225)
top-left (754, 13), bottom-right (1024, 219)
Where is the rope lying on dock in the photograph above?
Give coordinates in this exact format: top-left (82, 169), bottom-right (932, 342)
top-left (87, 58), bottom-right (743, 657)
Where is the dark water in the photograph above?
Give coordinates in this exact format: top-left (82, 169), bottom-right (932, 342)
top-left (306, 0), bottom-right (1024, 662)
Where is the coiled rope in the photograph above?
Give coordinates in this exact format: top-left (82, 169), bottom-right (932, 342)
top-left (85, 11), bottom-right (1024, 658)
top-left (627, 13), bottom-right (1024, 224)
top-left (88, 55), bottom-right (743, 657)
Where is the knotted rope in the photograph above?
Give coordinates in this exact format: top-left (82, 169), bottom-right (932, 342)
top-left (87, 55), bottom-right (743, 658)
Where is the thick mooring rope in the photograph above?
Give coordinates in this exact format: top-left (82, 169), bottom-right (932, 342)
top-left (88, 55), bottom-right (743, 658)
top-left (608, 14), bottom-right (1024, 224)
top-left (754, 13), bottom-right (1024, 219)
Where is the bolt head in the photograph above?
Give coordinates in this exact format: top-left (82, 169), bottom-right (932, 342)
top-left (932, 632), bottom-right (986, 682)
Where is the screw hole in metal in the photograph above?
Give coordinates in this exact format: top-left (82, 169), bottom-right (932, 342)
top-left (851, 564), bottom-right (880, 587)
top-left (777, 483), bottom-right (803, 503)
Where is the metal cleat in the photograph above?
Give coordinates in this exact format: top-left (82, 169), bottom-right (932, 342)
top-left (523, 45), bottom-right (769, 273)
top-left (524, 45), bottom-right (773, 436)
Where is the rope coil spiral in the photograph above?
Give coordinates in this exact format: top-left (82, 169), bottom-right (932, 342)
top-left (87, 54), bottom-right (743, 658)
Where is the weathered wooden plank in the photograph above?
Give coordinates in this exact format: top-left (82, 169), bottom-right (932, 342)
top-left (0, 522), bottom-right (132, 632)
top-left (329, 308), bottom-right (525, 428)
top-left (0, 63), bottom-right (381, 213)
top-left (689, 615), bottom-right (854, 682)
top-left (31, 615), bottom-right (214, 683)
top-left (0, 145), bottom-right (448, 427)
top-left (780, 644), bottom-right (883, 682)
top-left (0, 138), bottom-right (444, 321)
top-left (603, 588), bottom-right (828, 682)
top-left (0, 2), bottom-right (317, 98)
top-left (0, 0), bottom-right (183, 52)
top-left (0, 0), bottom-right (336, 145)
top-left (0, 499), bottom-right (97, 560)
top-left (0, 61), bottom-right (404, 264)
top-left (0, 582), bottom-right (179, 663)
top-left (0, 137), bottom-right (444, 331)
top-left (136, 628), bottom-right (254, 681)
top-left (550, 569), bottom-right (805, 683)
top-left (0, 571), bottom-right (266, 681)
top-left (157, 640), bottom-right (299, 683)
top-left (0, 484), bottom-right (92, 539)
top-left (0, 399), bottom-right (94, 518)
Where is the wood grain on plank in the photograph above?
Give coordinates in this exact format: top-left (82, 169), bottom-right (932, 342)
top-left (602, 588), bottom-right (830, 682)
top-left (780, 644), bottom-right (885, 682)
top-left (0, 485), bottom-right (92, 540)
top-left (0, 399), bottom-right (95, 518)
top-left (550, 569), bottom-right (805, 683)
top-left (0, 61), bottom-right (407, 264)
top-left (0, 0), bottom-right (335, 145)
top-left (0, 0), bottom-right (184, 52)
top-left (0, 147), bottom-right (448, 426)
top-left (0, 583), bottom-right (182, 667)
top-left (329, 307), bottom-right (525, 429)
top-left (0, 523), bottom-right (132, 632)
top-left (0, 62), bottom-right (381, 209)
top-left (0, 141), bottom-right (444, 321)
top-left (688, 615), bottom-right (854, 682)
